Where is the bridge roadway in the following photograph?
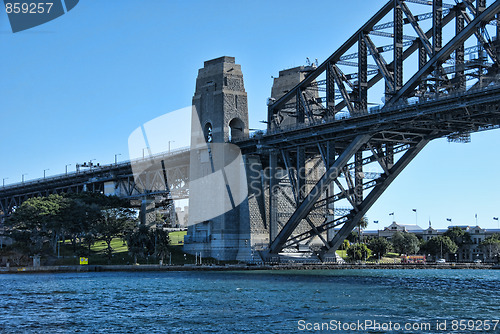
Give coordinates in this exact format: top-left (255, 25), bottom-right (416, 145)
top-left (237, 83), bottom-right (500, 154)
top-left (0, 148), bottom-right (190, 216)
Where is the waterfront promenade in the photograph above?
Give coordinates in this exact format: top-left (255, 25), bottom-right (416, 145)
top-left (1, 262), bottom-right (498, 274)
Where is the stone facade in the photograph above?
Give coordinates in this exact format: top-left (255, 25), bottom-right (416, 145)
top-left (269, 65), bottom-right (319, 130)
top-left (184, 56), bottom-right (269, 261)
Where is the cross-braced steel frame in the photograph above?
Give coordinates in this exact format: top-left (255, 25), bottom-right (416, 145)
top-left (0, 151), bottom-right (190, 218)
top-left (258, 0), bottom-right (500, 259)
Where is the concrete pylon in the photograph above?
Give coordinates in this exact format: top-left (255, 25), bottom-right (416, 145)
top-left (185, 56), bottom-right (252, 261)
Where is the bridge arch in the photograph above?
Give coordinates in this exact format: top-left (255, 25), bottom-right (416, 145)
top-left (228, 117), bottom-right (245, 141)
top-left (204, 122), bottom-right (213, 143)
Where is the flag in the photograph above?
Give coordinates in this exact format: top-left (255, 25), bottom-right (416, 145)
top-left (374, 220), bottom-right (379, 224)
top-left (446, 218), bottom-right (452, 222)
top-left (389, 212), bottom-right (394, 216)
top-left (475, 214), bottom-right (477, 218)
top-left (412, 209), bottom-right (417, 212)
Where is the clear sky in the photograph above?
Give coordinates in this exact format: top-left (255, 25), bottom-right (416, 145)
top-left (1, 0), bottom-right (499, 230)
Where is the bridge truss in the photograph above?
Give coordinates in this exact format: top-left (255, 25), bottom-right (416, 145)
top-left (247, 0), bottom-right (500, 259)
top-left (0, 150), bottom-right (190, 219)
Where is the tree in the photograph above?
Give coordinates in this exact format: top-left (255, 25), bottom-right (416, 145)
top-left (357, 216), bottom-right (369, 230)
top-left (346, 231), bottom-right (358, 243)
top-left (347, 243), bottom-right (372, 261)
top-left (7, 194), bottom-right (66, 256)
top-left (392, 232), bottom-right (420, 255)
top-left (444, 227), bottom-right (472, 247)
top-left (368, 237), bottom-right (391, 258)
top-left (154, 228), bottom-right (171, 263)
top-left (126, 225), bottom-right (171, 264)
top-left (424, 236), bottom-right (458, 258)
top-left (126, 224), bottom-right (152, 264)
top-left (340, 239), bottom-right (350, 250)
top-left (95, 208), bottom-right (137, 260)
top-left (60, 198), bottom-right (101, 255)
top-left (481, 234), bottom-right (500, 263)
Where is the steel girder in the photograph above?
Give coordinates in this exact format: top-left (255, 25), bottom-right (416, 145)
top-left (258, 0), bottom-right (500, 259)
top-left (268, 0), bottom-right (500, 129)
top-left (318, 137), bottom-right (429, 259)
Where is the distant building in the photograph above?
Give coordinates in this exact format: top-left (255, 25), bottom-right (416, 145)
top-left (378, 222), bottom-right (424, 239)
top-left (175, 206), bottom-right (189, 227)
top-left (362, 222), bottom-right (500, 262)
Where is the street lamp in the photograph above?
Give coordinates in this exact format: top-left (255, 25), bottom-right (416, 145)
top-left (114, 153), bottom-right (122, 165)
top-left (412, 208), bottom-right (417, 225)
top-left (168, 140), bottom-right (175, 153)
top-left (22, 173), bottom-right (28, 184)
top-left (65, 164), bottom-right (72, 175)
top-left (2, 177), bottom-right (8, 187)
top-left (142, 148), bottom-right (150, 159)
top-left (43, 169), bottom-right (50, 179)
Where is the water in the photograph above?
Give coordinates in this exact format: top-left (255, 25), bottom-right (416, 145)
top-left (1, 269), bottom-right (499, 333)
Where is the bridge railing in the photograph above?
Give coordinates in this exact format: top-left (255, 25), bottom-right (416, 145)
top-left (248, 80), bottom-right (500, 138)
top-left (0, 146), bottom-right (191, 191)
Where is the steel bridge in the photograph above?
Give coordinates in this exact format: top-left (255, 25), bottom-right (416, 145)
top-left (237, 0), bottom-right (500, 259)
top-left (0, 148), bottom-right (190, 218)
top-left (2, 0), bottom-right (500, 260)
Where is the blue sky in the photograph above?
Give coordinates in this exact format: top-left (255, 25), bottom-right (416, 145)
top-left (1, 0), bottom-right (499, 230)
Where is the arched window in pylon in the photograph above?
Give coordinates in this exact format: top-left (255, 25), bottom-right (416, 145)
top-left (204, 122), bottom-right (213, 143)
top-left (229, 118), bottom-right (245, 141)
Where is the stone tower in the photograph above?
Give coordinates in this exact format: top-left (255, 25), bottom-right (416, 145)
top-left (269, 65), bottom-right (319, 130)
top-left (184, 56), bottom-right (254, 260)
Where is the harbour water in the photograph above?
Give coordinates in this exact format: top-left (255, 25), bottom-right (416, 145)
top-left (1, 269), bottom-right (499, 333)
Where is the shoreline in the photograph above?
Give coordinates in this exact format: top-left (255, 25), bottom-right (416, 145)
top-left (1, 262), bottom-right (498, 274)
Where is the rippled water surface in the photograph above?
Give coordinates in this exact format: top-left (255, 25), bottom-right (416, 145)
top-left (1, 269), bottom-right (499, 333)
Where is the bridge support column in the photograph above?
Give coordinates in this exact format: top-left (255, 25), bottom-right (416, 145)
top-left (269, 151), bottom-right (279, 241)
top-left (140, 199), bottom-right (156, 225)
top-left (326, 141), bottom-right (336, 242)
top-left (354, 151), bottom-right (363, 205)
top-left (297, 146), bottom-right (306, 201)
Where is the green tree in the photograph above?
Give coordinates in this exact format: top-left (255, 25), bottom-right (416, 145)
top-left (126, 224), bottom-right (152, 264)
top-left (424, 236), bottom-right (458, 258)
top-left (357, 216), bottom-right (369, 230)
top-left (126, 224), bottom-right (171, 264)
top-left (60, 198), bottom-right (101, 255)
top-left (95, 207), bottom-right (137, 260)
top-left (7, 194), bottom-right (66, 256)
top-left (368, 237), bottom-right (391, 258)
top-left (481, 234), bottom-right (500, 263)
top-left (346, 231), bottom-right (358, 243)
top-left (392, 232), bottom-right (420, 255)
top-left (444, 227), bottom-right (472, 247)
top-left (347, 243), bottom-right (372, 261)
top-left (154, 228), bottom-right (171, 263)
